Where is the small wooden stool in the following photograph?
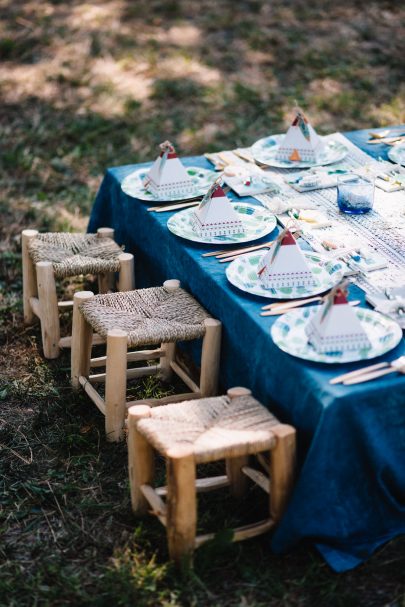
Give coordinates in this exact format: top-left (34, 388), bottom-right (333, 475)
top-left (71, 280), bottom-right (222, 442)
top-left (22, 228), bottom-right (134, 359)
top-left (128, 387), bottom-right (296, 565)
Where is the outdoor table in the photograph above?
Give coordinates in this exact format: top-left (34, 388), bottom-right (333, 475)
top-left (88, 127), bottom-right (405, 572)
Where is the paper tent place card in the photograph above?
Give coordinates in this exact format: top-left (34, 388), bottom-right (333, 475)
top-left (191, 181), bottom-right (244, 237)
top-left (257, 228), bottom-right (318, 289)
top-left (305, 286), bottom-right (372, 353)
top-left (143, 141), bottom-right (196, 199)
top-left (277, 108), bottom-right (325, 163)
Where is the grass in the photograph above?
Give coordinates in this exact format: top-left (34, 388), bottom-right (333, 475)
top-left (0, 0), bottom-right (405, 605)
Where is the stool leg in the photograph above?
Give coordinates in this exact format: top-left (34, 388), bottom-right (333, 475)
top-left (118, 253), bottom-right (135, 292)
top-left (160, 342), bottom-right (176, 382)
top-left (166, 446), bottom-right (196, 566)
top-left (128, 405), bottom-right (154, 514)
top-left (97, 227), bottom-right (115, 240)
top-left (22, 229), bottom-right (38, 325)
top-left (199, 318), bottom-right (222, 397)
top-left (98, 272), bottom-right (115, 294)
top-left (71, 291), bottom-right (94, 389)
top-left (226, 455), bottom-right (249, 499)
top-left (36, 261), bottom-right (60, 359)
top-left (97, 228), bottom-right (116, 293)
top-left (225, 388), bottom-right (252, 497)
top-left (269, 424), bottom-right (296, 522)
top-left (105, 329), bottom-right (128, 442)
top-left (160, 279), bottom-right (180, 382)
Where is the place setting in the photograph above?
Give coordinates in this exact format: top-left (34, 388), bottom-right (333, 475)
top-left (250, 107), bottom-right (349, 169)
top-left (167, 176), bottom-right (278, 245)
top-left (270, 281), bottom-right (403, 365)
top-left (121, 140), bottom-right (217, 206)
top-left (225, 226), bottom-right (346, 300)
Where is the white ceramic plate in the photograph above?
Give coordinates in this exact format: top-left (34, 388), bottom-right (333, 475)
top-left (226, 251), bottom-right (345, 299)
top-left (388, 143), bottom-right (405, 167)
top-left (167, 204), bottom-right (277, 245)
top-left (121, 166), bottom-right (216, 202)
top-left (251, 134), bottom-right (348, 168)
top-left (271, 306), bottom-right (402, 363)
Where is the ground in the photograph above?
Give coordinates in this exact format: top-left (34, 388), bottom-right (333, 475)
top-left (0, 0), bottom-right (404, 605)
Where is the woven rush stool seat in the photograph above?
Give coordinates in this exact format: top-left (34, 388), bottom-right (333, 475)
top-left (136, 393), bottom-right (279, 462)
top-left (79, 286), bottom-right (209, 347)
top-left (128, 387), bottom-right (296, 566)
top-left (28, 232), bottom-right (123, 279)
top-left (22, 227), bottom-right (134, 359)
top-left (71, 280), bottom-right (222, 442)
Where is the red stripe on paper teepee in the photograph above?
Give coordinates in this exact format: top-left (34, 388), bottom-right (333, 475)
top-left (211, 185), bottom-right (227, 198)
top-left (280, 230), bottom-right (296, 246)
top-left (333, 291), bottom-right (348, 305)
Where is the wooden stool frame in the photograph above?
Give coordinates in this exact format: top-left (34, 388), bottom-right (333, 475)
top-left (22, 228), bottom-right (135, 359)
top-left (71, 280), bottom-right (222, 443)
top-left (128, 387), bottom-right (296, 565)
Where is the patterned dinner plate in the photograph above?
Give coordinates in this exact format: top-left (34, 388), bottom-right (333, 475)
top-left (271, 306), bottom-right (402, 364)
top-left (251, 134), bottom-right (348, 169)
top-left (388, 143), bottom-right (405, 167)
top-left (226, 251), bottom-right (345, 299)
top-left (121, 166), bottom-right (216, 202)
top-left (167, 204), bottom-right (277, 245)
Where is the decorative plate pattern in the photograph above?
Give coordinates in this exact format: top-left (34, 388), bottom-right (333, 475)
top-left (271, 307), bottom-right (402, 364)
top-left (388, 143), bottom-right (405, 167)
top-left (251, 134), bottom-right (349, 168)
top-left (121, 166), bottom-right (216, 202)
top-left (226, 251), bottom-right (345, 299)
top-left (167, 204), bottom-right (277, 245)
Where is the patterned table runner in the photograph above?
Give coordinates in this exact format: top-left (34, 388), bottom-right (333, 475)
top-left (208, 133), bottom-right (405, 311)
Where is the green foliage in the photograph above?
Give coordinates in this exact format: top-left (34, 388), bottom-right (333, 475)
top-left (152, 79), bottom-right (206, 102)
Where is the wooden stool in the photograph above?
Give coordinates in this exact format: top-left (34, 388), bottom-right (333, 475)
top-left (22, 228), bottom-right (134, 359)
top-left (127, 387), bottom-right (296, 565)
top-left (71, 280), bottom-right (222, 442)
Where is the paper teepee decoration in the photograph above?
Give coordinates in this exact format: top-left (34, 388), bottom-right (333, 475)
top-left (277, 108), bottom-right (325, 163)
top-left (305, 283), bottom-right (372, 353)
top-left (143, 141), bottom-right (195, 199)
top-left (257, 227), bottom-right (318, 288)
top-left (191, 179), bottom-right (244, 237)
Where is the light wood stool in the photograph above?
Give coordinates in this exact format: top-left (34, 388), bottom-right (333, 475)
top-left (22, 228), bottom-right (134, 359)
top-left (71, 280), bottom-right (222, 442)
top-left (128, 387), bottom-right (296, 565)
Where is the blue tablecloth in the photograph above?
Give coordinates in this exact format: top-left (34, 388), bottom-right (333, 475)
top-left (88, 127), bottom-right (405, 572)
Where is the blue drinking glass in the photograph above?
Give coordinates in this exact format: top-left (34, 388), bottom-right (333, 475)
top-left (337, 175), bottom-right (375, 214)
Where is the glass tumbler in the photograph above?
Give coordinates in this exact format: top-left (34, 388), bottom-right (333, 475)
top-left (337, 175), bottom-right (375, 215)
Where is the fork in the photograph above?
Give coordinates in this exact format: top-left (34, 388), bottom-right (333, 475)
top-left (330, 356), bottom-right (405, 385)
top-left (261, 299), bottom-right (360, 317)
top-left (202, 241), bottom-right (274, 260)
top-left (148, 200), bottom-right (201, 213)
top-left (217, 241), bottom-right (275, 263)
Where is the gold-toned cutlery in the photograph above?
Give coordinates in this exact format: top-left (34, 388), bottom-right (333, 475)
top-left (201, 240), bottom-right (275, 260)
top-left (216, 241), bottom-right (274, 261)
top-left (330, 362), bottom-right (388, 385)
top-left (261, 294), bottom-right (325, 312)
top-left (369, 130), bottom-right (391, 139)
top-left (330, 356), bottom-right (405, 386)
top-left (260, 299), bottom-right (360, 317)
top-left (368, 129), bottom-right (405, 139)
top-left (368, 136), bottom-right (405, 145)
top-left (218, 246), bottom-right (273, 263)
top-left (147, 199), bottom-right (202, 212)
